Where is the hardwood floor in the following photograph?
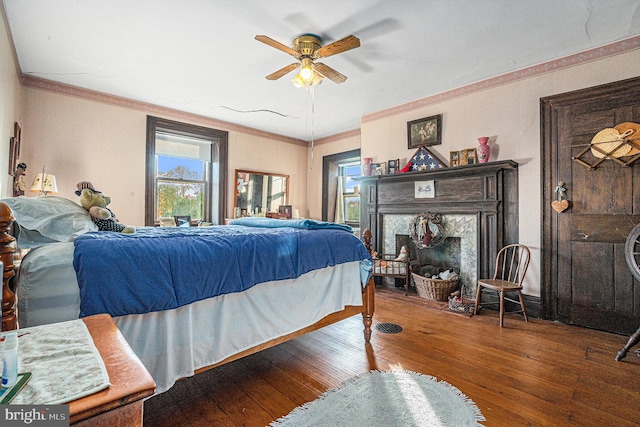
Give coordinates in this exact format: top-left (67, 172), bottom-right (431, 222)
top-left (143, 287), bottom-right (640, 426)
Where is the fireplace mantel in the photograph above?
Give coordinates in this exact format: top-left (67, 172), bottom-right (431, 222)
top-left (357, 160), bottom-right (518, 280)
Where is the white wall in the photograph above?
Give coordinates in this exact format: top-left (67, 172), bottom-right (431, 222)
top-left (19, 87), bottom-right (309, 225)
top-left (359, 49), bottom-right (640, 297)
top-left (0, 10), bottom-right (22, 198)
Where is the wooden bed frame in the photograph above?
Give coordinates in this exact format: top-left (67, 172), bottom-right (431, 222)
top-left (0, 202), bottom-right (375, 352)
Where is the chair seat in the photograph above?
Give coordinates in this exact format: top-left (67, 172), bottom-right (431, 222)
top-left (477, 279), bottom-right (523, 292)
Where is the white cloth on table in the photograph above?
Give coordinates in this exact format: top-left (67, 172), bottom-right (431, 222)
top-left (0, 319), bottom-right (109, 404)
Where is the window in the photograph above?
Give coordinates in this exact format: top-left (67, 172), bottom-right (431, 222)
top-left (339, 160), bottom-right (361, 226)
top-left (146, 117), bottom-right (227, 226)
top-left (322, 149), bottom-right (360, 232)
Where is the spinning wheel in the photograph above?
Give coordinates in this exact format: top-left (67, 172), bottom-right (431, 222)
top-left (616, 223), bottom-right (640, 360)
top-left (625, 222), bottom-right (640, 281)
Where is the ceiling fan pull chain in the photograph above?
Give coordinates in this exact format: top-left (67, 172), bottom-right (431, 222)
top-left (310, 84), bottom-right (316, 168)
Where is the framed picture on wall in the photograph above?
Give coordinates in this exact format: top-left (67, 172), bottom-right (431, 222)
top-left (8, 122), bottom-right (21, 175)
top-left (8, 137), bottom-right (17, 175)
top-left (407, 114), bottom-right (442, 149)
top-left (466, 148), bottom-right (478, 165)
top-left (370, 162), bottom-right (382, 175)
top-left (278, 205), bottom-right (292, 218)
top-left (415, 180), bottom-right (435, 198)
top-left (388, 159), bottom-right (399, 174)
top-left (449, 151), bottom-right (459, 167)
top-left (459, 149), bottom-right (469, 166)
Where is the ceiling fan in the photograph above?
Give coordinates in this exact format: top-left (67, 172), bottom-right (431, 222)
top-left (255, 33), bottom-right (360, 85)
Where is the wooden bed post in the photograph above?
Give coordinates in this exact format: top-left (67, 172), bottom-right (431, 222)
top-left (362, 277), bottom-right (375, 343)
top-left (361, 228), bottom-right (375, 343)
top-left (0, 202), bottom-right (16, 331)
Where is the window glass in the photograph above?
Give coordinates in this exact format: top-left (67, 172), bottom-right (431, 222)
top-left (343, 164), bottom-right (360, 194)
top-left (157, 156), bottom-right (205, 180)
top-left (157, 180), bottom-right (205, 220)
top-left (344, 196), bottom-right (360, 222)
top-left (340, 160), bottom-right (360, 225)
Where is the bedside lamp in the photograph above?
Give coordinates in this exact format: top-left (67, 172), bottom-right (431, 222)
top-left (30, 166), bottom-right (58, 196)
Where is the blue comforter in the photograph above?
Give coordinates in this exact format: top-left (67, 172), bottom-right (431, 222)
top-left (73, 224), bottom-right (372, 317)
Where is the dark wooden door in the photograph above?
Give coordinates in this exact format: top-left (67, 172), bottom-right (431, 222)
top-left (542, 76), bottom-right (640, 335)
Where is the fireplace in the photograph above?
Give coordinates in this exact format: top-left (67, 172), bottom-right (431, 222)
top-left (358, 160), bottom-right (518, 299)
top-left (385, 214), bottom-right (477, 296)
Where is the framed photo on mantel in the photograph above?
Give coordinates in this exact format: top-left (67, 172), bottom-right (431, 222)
top-left (407, 114), bottom-right (442, 149)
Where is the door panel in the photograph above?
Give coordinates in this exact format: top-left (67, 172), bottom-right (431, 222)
top-left (542, 76), bottom-right (640, 335)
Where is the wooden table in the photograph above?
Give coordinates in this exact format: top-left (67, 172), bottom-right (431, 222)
top-left (70, 314), bottom-right (156, 426)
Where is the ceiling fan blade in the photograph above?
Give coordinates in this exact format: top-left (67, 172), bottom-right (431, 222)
top-left (315, 35), bottom-right (360, 58)
top-left (255, 35), bottom-right (299, 58)
top-left (314, 63), bottom-right (347, 83)
top-left (265, 63), bottom-right (299, 80)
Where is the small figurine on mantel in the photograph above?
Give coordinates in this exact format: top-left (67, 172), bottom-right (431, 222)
top-left (12, 162), bottom-right (27, 197)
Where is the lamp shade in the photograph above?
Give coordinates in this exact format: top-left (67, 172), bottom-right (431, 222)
top-left (30, 173), bottom-right (58, 195)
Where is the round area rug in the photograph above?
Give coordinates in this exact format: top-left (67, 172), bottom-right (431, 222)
top-left (270, 370), bottom-right (485, 427)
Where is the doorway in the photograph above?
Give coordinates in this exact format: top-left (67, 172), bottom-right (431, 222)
top-left (541, 76), bottom-right (640, 335)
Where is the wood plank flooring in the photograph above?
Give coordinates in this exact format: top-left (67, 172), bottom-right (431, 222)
top-left (143, 287), bottom-right (640, 426)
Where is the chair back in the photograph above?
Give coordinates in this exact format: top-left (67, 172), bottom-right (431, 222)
top-left (492, 244), bottom-right (530, 285)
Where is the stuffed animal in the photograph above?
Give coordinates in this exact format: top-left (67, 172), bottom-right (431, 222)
top-left (395, 245), bottom-right (409, 262)
top-left (76, 181), bottom-right (135, 233)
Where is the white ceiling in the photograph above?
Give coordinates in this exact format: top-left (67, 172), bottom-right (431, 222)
top-left (3, 0), bottom-right (640, 141)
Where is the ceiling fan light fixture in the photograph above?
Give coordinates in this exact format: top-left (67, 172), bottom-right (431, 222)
top-left (292, 73), bottom-right (306, 88)
top-left (256, 33), bottom-right (359, 85)
top-left (299, 58), bottom-right (314, 82)
top-left (292, 70), bottom-right (323, 88)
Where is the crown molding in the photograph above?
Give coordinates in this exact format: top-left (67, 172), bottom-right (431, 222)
top-left (313, 128), bottom-right (361, 145)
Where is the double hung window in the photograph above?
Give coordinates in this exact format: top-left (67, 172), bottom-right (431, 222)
top-left (146, 117), bottom-right (227, 225)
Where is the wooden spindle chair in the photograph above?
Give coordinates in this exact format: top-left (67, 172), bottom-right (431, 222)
top-left (474, 244), bottom-right (530, 327)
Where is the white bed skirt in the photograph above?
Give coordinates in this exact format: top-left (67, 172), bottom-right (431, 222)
top-left (115, 261), bottom-right (364, 395)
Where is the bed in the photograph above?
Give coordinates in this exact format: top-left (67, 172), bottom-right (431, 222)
top-left (0, 197), bottom-right (374, 394)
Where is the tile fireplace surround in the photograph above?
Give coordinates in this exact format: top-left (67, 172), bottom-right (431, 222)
top-left (358, 160), bottom-right (519, 298)
top-left (384, 214), bottom-right (477, 296)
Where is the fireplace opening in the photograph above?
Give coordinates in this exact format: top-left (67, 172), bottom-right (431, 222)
top-left (396, 234), bottom-right (461, 277)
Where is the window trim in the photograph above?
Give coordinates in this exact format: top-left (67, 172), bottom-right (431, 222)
top-left (146, 116), bottom-right (228, 226)
top-left (321, 148), bottom-right (360, 222)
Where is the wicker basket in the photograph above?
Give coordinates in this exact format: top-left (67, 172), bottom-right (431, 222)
top-left (411, 272), bottom-right (459, 302)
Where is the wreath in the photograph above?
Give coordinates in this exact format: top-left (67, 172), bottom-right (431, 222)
top-left (409, 212), bottom-right (446, 248)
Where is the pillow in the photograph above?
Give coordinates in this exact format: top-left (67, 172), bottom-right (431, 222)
top-left (13, 227), bottom-right (58, 248)
top-left (0, 196), bottom-right (97, 244)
